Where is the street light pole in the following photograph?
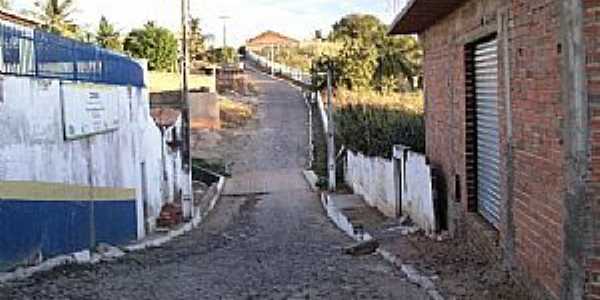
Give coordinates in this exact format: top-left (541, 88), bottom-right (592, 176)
top-left (219, 16), bottom-right (230, 48)
top-left (270, 44), bottom-right (275, 75)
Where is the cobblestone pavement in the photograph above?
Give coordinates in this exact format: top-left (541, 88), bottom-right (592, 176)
top-left (0, 70), bottom-right (429, 300)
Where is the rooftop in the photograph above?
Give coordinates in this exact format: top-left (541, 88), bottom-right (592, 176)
top-left (246, 30), bottom-right (299, 45)
top-left (0, 8), bottom-right (41, 28)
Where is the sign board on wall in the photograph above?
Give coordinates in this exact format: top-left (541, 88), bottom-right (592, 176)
top-left (61, 82), bottom-right (120, 140)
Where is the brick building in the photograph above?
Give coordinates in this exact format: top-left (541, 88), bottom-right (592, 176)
top-left (390, 0), bottom-right (599, 299)
top-left (245, 30), bottom-right (300, 52)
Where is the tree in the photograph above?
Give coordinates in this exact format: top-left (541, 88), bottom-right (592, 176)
top-left (96, 16), bottom-right (121, 51)
top-left (33, 0), bottom-right (79, 37)
top-left (376, 35), bottom-right (423, 92)
top-left (206, 47), bottom-right (238, 65)
top-left (336, 36), bottom-right (378, 90)
top-left (123, 22), bottom-right (178, 71)
top-left (329, 14), bottom-right (387, 45)
top-left (189, 17), bottom-right (206, 61)
top-left (320, 13), bottom-right (423, 92)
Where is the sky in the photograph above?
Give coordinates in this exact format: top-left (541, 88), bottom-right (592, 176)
top-left (13, 0), bottom-right (407, 47)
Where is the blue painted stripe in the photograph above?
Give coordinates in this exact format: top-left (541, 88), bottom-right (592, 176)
top-left (0, 199), bottom-right (136, 271)
top-left (94, 201), bottom-right (137, 246)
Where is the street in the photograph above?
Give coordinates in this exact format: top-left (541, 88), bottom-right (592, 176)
top-left (0, 70), bottom-right (429, 300)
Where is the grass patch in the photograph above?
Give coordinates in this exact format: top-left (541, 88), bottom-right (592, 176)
top-left (219, 97), bottom-right (256, 128)
top-left (311, 102), bottom-right (328, 179)
top-left (335, 88), bottom-right (424, 113)
top-left (149, 71), bottom-right (215, 93)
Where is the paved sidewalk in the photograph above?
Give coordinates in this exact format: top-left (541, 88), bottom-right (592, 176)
top-left (322, 192), bottom-right (531, 299)
top-left (322, 193), bottom-right (444, 300)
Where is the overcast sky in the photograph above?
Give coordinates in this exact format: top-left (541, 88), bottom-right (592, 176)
top-left (13, 0), bottom-right (406, 46)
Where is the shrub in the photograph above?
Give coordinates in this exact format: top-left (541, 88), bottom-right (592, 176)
top-left (333, 90), bottom-right (425, 158)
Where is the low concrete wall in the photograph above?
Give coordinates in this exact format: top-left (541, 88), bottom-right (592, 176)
top-left (345, 150), bottom-right (397, 218)
top-left (190, 92), bottom-right (220, 129)
top-left (345, 147), bottom-right (437, 233)
top-left (401, 150), bottom-right (436, 233)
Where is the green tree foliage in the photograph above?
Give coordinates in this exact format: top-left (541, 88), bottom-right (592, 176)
top-left (318, 14), bottom-right (422, 92)
top-left (206, 47), bottom-right (238, 65)
top-left (124, 22), bottom-right (178, 71)
top-left (96, 16), bottom-right (122, 51)
top-left (336, 36), bottom-right (378, 90)
top-left (189, 17), bottom-right (206, 61)
top-left (32, 0), bottom-right (79, 37)
top-left (376, 35), bottom-right (422, 92)
top-left (329, 14), bottom-right (387, 44)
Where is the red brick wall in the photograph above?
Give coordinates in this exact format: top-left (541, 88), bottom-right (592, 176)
top-left (422, 0), bottom-right (504, 219)
top-left (510, 1), bottom-right (565, 298)
top-left (584, 0), bottom-right (600, 298)
top-left (421, 0), bottom-right (565, 298)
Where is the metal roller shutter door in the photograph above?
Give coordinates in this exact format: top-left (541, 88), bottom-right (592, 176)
top-left (475, 38), bottom-right (501, 228)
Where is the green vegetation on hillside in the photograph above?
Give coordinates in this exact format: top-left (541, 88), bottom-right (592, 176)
top-left (313, 14), bottom-right (423, 93)
top-left (258, 41), bottom-right (341, 72)
top-left (334, 89), bottom-right (425, 157)
top-left (311, 14), bottom-right (426, 158)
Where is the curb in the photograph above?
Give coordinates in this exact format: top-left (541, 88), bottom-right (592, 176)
top-left (0, 176), bottom-right (226, 284)
top-left (320, 193), bottom-right (444, 300)
top-left (125, 175), bottom-right (225, 252)
top-left (302, 170), bottom-right (319, 192)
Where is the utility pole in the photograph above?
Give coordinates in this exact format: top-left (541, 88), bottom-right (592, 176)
top-left (326, 65), bottom-right (336, 192)
top-left (219, 16), bottom-right (230, 48)
top-left (270, 44), bottom-right (275, 75)
top-left (181, 0), bottom-right (190, 171)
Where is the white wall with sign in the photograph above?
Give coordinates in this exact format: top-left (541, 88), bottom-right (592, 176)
top-left (61, 82), bottom-right (120, 140)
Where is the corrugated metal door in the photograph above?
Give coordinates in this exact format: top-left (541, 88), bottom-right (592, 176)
top-left (475, 38), bottom-right (501, 228)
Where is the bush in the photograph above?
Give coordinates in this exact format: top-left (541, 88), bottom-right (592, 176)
top-left (333, 91), bottom-right (425, 158)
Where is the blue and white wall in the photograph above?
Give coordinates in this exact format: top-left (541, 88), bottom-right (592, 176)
top-left (0, 75), bottom-right (190, 271)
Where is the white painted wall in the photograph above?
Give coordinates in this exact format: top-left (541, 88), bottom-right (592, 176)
top-left (0, 77), bottom-right (145, 237)
top-left (0, 74), bottom-right (191, 239)
top-left (402, 151), bottom-right (436, 233)
top-left (345, 147), bottom-right (437, 233)
top-left (345, 150), bottom-right (397, 217)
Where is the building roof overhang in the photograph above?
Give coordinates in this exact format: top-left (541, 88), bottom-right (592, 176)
top-left (388, 0), bottom-right (466, 35)
top-left (0, 8), bottom-right (40, 28)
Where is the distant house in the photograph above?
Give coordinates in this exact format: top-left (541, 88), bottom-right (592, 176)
top-left (246, 30), bottom-right (299, 52)
top-left (390, 1), bottom-right (599, 299)
top-left (0, 8), bottom-right (40, 28)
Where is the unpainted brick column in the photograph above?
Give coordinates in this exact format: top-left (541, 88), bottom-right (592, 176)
top-left (560, 0), bottom-right (593, 299)
top-left (583, 0), bottom-right (600, 298)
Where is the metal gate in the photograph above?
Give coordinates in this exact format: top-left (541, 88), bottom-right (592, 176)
top-left (475, 38), bottom-right (501, 228)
